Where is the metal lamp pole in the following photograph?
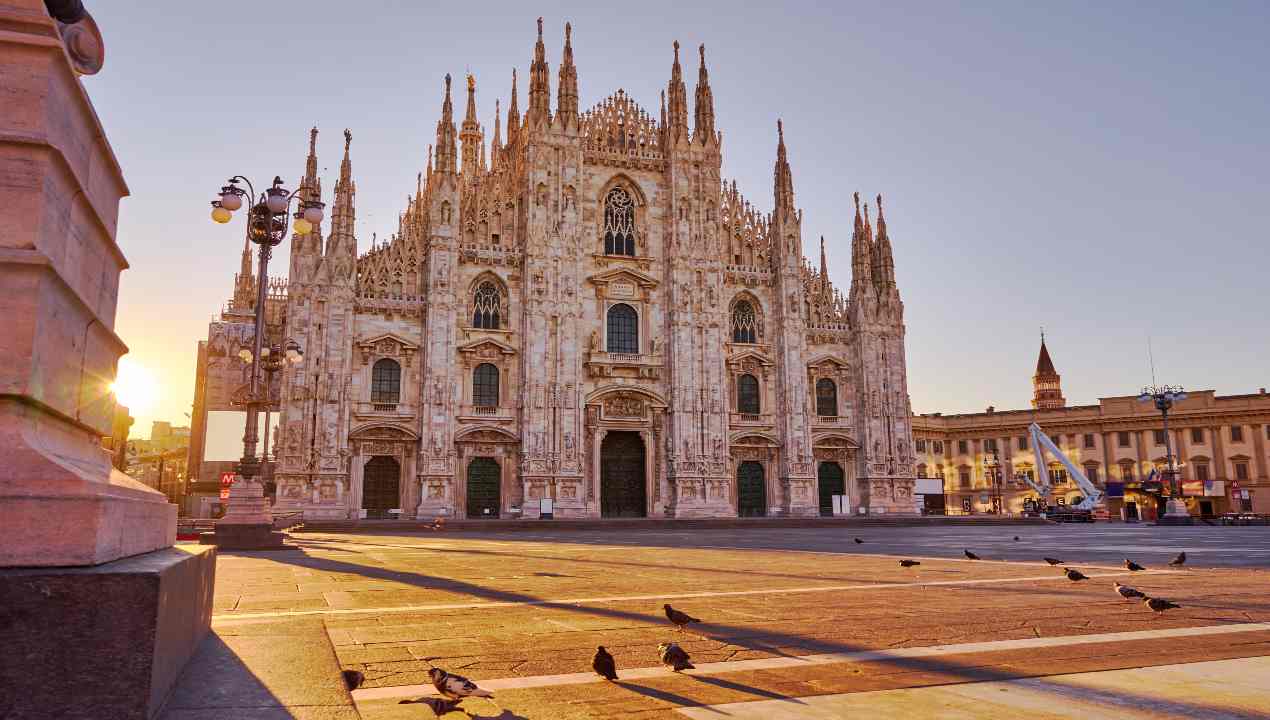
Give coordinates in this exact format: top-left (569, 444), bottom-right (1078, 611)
top-left (1139, 384), bottom-right (1191, 524)
top-left (985, 450), bottom-right (1002, 514)
top-left (205, 177), bottom-right (319, 547)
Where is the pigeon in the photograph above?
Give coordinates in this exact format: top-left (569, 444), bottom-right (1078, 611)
top-left (1043, 557), bottom-right (1065, 566)
top-left (964, 549), bottom-right (980, 560)
top-left (428, 517), bottom-right (447, 531)
top-left (854, 537), bottom-right (864, 544)
top-left (1114, 582), bottom-right (1145, 600)
top-left (1169, 552), bottom-right (1187, 567)
top-left (658, 642), bottom-right (695, 672)
top-left (1125, 559), bottom-right (1146, 572)
top-left (399, 697), bottom-right (465, 716)
top-left (341, 670), bottom-right (364, 691)
top-left (592, 646), bottom-right (618, 681)
top-left (1064, 568), bottom-right (1089, 582)
top-left (428, 667), bottom-right (494, 701)
top-left (664, 604), bottom-right (701, 631)
top-left (1013, 536), bottom-right (1020, 542)
top-left (899, 559), bottom-right (921, 568)
top-left (1144, 597), bottom-right (1181, 614)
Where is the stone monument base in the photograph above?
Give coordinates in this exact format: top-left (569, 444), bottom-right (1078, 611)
top-left (200, 523), bottom-right (286, 550)
top-left (1157, 499), bottom-right (1194, 526)
top-left (0, 545), bottom-right (216, 720)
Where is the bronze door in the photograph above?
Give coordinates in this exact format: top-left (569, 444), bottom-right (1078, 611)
top-left (737, 461), bottom-right (766, 517)
top-left (466, 457), bottom-right (501, 519)
top-left (601, 432), bottom-right (646, 518)
top-left (817, 461), bottom-right (845, 516)
top-left (362, 456), bottom-right (401, 519)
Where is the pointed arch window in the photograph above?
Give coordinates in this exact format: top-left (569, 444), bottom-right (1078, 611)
top-left (606, 303), bottom-right (638, 354)
top-left (473, 363), bottom-right (499, 408)
top-left (732, 300), bottom-right (757, 343)
top-left (602, 186), bottom-right (636, 256)
top-left (816, 378), bottom-right (838, 417)
top-left (473, 280), bottom-right (502, 329)
top-left (737, 374), bottom-right (760, 414)
top-left (371, 359), bottom-right (401, 405)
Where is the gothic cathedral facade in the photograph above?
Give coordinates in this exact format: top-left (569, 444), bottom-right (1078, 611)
top-left (270, 20), bottom-right (916, 520)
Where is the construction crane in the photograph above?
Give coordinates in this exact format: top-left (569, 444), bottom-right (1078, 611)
top-left (1022, 422), bottom-right (1104, 513)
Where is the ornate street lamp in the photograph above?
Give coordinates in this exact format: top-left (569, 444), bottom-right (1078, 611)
top-left (1138, 384), bottom-right (1191, 524)
top-left (985, 450), bottom-right (1003, 515)
top-left (205, 176), bottom-right (319, 548)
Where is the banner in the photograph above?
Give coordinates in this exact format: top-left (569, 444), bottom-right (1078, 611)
top-left (1104, 481), bottom-right (1125, 498)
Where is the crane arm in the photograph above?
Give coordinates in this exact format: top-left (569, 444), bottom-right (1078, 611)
top-left (1029, 423), bottom-right (1104, 510)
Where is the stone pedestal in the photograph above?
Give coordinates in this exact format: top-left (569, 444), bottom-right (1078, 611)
top-left (1158, 498), bottom-right (1194, 526)
top-left (0, 546), bottom-right (216, 720)
top-left (0, 4), bottom-right (215, 718)
top-left (206, 479), bottom-right (285, 549)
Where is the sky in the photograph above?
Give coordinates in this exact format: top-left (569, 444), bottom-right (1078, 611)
top-left (87, 1), bottom-right (1270, 435)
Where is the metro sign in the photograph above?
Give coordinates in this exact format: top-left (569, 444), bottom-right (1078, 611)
top-left (219, 472), bottom-right (235, 500)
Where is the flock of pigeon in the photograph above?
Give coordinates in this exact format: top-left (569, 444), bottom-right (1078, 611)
top-left (384, 542), bottom-right (1190, 716)
top-left (898, 547), bottom-right (1187, 617)
top-left (395, 603), bottom-right (705, 716)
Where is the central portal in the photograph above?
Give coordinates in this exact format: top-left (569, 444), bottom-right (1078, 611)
top-left (600, 431), bottom-right (646, 518)
top-left (362, 456), bottom-right (401, 519)
top-left (466, 457), bottom-right (501, 519)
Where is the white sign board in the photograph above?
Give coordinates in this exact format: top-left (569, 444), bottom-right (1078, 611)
top-left (540, 498), bottom-right (554, 515)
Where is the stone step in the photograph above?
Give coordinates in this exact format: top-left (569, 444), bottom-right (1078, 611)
top-left (295, 515), bottom-right (1049, 534)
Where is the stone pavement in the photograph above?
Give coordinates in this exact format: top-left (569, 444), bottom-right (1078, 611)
top-left (195, 525), bottom-right (1270, 719)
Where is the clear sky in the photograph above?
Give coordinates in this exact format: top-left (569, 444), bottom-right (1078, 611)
top-left (87, 1), bottom-right (1269, 435)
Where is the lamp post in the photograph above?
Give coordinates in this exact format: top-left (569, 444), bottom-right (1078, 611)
top-left (985, 450), bottom-right (1002, 515)
top-left (204, 176), bottom-right (319, 549)
top-left (1138, 384), bottom-right (1191, 525)
top-left (238, 341), bottom-right (303, 503)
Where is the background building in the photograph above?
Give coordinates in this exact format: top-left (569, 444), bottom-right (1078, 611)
top-left (913, 337), bottom-right (1270, 519)
top-left (195, 22), bottom-right (920, 521)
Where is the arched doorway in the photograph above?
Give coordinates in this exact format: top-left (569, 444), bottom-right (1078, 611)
top-left (601, 431), bottom-right (646, 517)
top-left (817, 461), bottom-right (845, 517)
top-left (737, 461), bottom-right (766, 517)
top-left (466, 457), bottom-right (501, 519)
top-left (362, 456), bottom-right (401, 519)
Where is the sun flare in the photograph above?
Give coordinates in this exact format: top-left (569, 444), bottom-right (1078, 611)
top-left (111, 358), bottom-right (158, 416)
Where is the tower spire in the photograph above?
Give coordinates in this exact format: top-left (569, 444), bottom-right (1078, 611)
top-left (557, 21), bottom-right (578, 125)
top-left (435, 74), bottom-right (457, 175)
top-left (528, 17), bottom-right (552, 127)
top-left (460, 73), bottom-right (482, 176)
top-left (506, 68), bottom-right (520, 146)
top-left (328, 129), bottom-right (356, 257)
top-left (490, 98), bottom-right (502, 171)
top-left (819, 236), bottom-right (828, 277)
top-left (1032, 334), bottom-right (1066, 409)
top-left (666, 40), bottom-right (689, 141)
top-left (874, 193), bottom-right (895, 288)
top-left (850, 191), bottom-right (873, 294)
top-left (773, 119), bottom-right (794, 212)
top-left (693, 43), bottom-right (715, 144)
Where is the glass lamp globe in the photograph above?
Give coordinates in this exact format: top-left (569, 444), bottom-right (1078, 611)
top-left (211, 205), bottom-right (232, 224)
top-left (303, 205), bottom-right (324, 223)
top-left (293, 217), bottom-right (313, 235)
top-left (220, 191), bottom-right (243, 211)
top-left (265, 188), bottom-right (289, 214)
top-left (237, 348), bottom-right (252, 363)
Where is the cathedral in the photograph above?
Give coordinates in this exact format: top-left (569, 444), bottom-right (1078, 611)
top-left (250, 20), bottom-right (915, 520)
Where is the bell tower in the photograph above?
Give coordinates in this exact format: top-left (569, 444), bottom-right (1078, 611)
top-left (1032, 331), bottom-right (1066, 409)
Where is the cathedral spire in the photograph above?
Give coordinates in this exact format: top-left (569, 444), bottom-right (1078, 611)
top-left (528, 17), bottom-right (552, 127)
top-left (850, 191), bottom-right (873, 293)
top-left (460, 73), bottom-right (482, 176)
top-left (874, 194), bottom-right (896, 288)
top-left (693, 43), bottom-right (715, 145)
top-left (490, 98), bottom-right (502, 171)
top-left (506, 68), bottom-right (520, 146)
top-left (303, 126), bottom-right (321, 200)
top-left (435, 74), bottom-right (457, 175)
top-left (426, 144), bottom-right (433, 186)
top-left (557, 21), bottom-right (579, 126)
top-left (819, 236), bottom-right (828, 277)
top-left (773, 119), bottom-right (795, 212)
top-left (666, 40), bottom-right (689, 142)
top-left (328, 129), bottom-right (356, 257)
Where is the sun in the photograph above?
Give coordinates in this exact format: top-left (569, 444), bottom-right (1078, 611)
top-left (111, 358), bottom-right (158, 416)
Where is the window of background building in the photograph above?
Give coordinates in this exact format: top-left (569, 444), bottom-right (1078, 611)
top-left (985, 438), bottom-right (998, 452)
top-left (1083, 433), bottom-right (1095, 449)
top-left (917, 464), bottom-right (927, 478)
top-left (915, 439), bottom-right (926, 452)
top-left (606, 303), bottom-right (639, 353)
top-left (1153, 429), bottom-right (1167, 445)
top-left (371, 359), bottom-right (401, 405)
top-left (959, 470), bottom-right (971, 488)
top-left (731, 300), bottom-right (758, 344)
top-left (737, 374), bottom-right (760, 414)
top-left (815, 378), bottom-right (838, 417)
top-left (1018, 435), bottom-right (1029, 451)
top-left (1085, 466), bottom-right (1099, 483)
top-left (1235, 462), bottom-right (1250, 481)
top-left (1231, 425), bottom-right (1244, 442)
top-left (1052, 468), bottom-right (1069, 484)
top-left (1121, 464), bottom-right (1135, 481)
top-left (1118, 431), bottom-right (1131, 447)
top-left (958, 440), bottom-right (968, 455)
top-left (933, 441), bottom-right (944, 454)
top-left (1191, 428), bottom-right (1204, 444)
top-left (1195, 463), bottom-right (1210, 482)
top-left (473, 363), bottom-right (499, 407)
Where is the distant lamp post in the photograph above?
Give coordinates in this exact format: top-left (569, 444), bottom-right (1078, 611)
top-left (1138, 384), bottom-right (1191, 524)
top-left (202, 175), bottom-right (319, 549)
top-left (985, 450), bottom-right (1003, 515)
